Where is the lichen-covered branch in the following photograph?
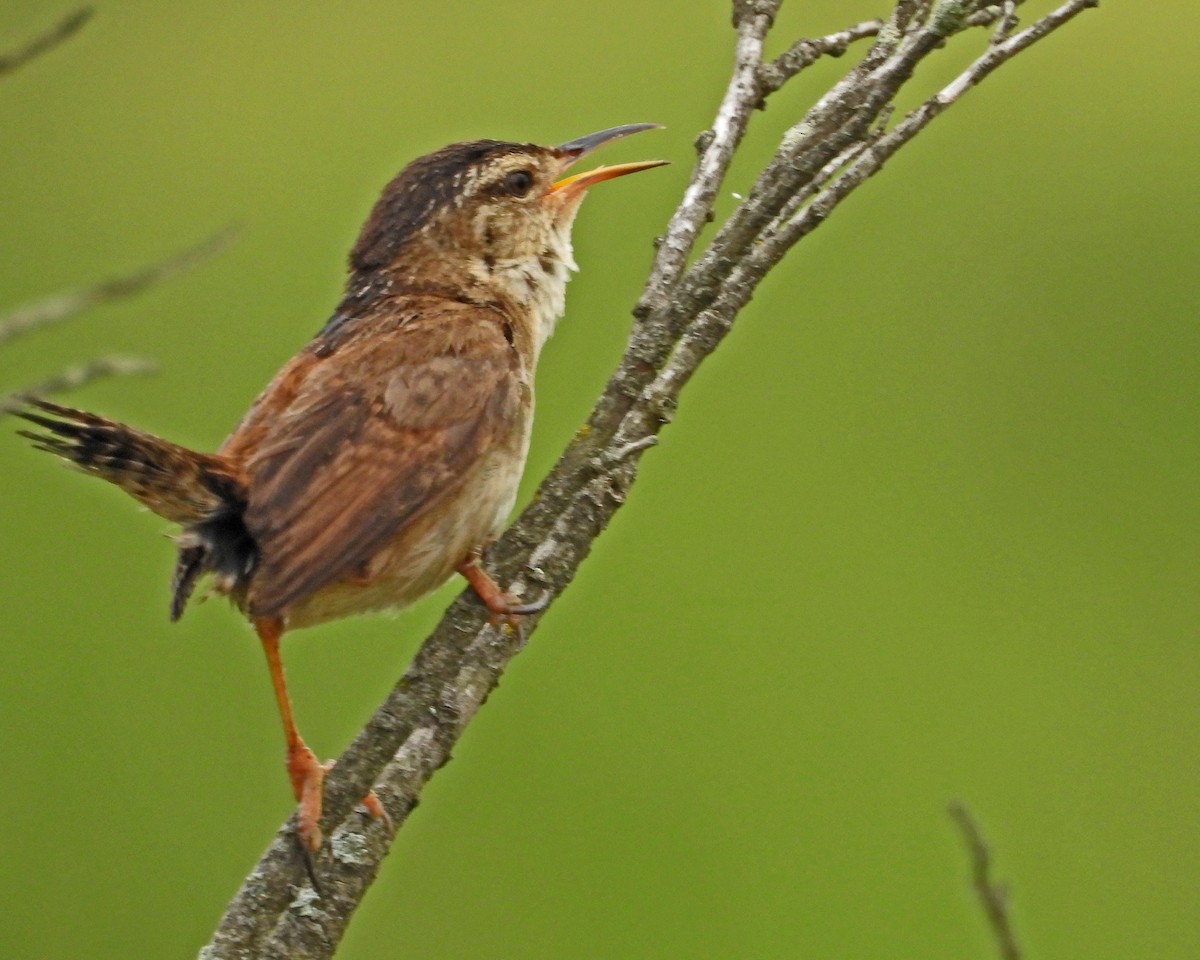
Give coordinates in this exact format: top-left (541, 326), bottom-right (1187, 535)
top-left (0, 7), bottom-right (93, 78)
top-left (758, 19), bottom-right (886, 94)
top-left (200, 2), bottom-right (1098, 956)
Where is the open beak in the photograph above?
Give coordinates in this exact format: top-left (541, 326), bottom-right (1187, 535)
top-left (550, 123), bottom-right (668, 197)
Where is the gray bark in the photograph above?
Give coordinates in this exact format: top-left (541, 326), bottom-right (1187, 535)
top-left (198, 2), bottom-right (1099, 956)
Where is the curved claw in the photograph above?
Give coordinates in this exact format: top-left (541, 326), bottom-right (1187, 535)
top-left (501, 589), bottom-right (551, 616)
top-left (361, 791), bottom-right (395, 836)
top-left (457, 554), bottom-right (548, 623)
top-left (286, 743), bottom-right (326, 851)
top-left (287, 750), bottom-right (393, 852)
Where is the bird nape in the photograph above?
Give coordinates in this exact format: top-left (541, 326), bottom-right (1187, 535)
top-left (16, 123), bottom-right (667, 851)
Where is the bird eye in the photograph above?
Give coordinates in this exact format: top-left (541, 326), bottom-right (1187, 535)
top-left (503, 170), bottom-right (535, 197)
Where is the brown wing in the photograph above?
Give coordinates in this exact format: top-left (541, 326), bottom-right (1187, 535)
top-left (224, 301), bottom-right (522, 619)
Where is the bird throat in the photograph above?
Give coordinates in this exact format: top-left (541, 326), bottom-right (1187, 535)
top-left (467, 216), bottom-right (579, 359)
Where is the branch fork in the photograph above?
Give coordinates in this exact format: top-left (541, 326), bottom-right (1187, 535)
top-left (191, 2), bottom-right (1099, 955)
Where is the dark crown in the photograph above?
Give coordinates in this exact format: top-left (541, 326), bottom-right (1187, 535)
top-left (350, 140), bottom-right (552, 273)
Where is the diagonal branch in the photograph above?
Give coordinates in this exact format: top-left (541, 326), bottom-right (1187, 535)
top-left (949, 802), bottom-right (1022, 960)
top-left (0, 226), bottom-right (240, 349)
top-left (634, 0), bottom-right (778, 311)
top-left (2, 17), bottom-right (239, 412)
top-left (758, 19), bottom-right (885, 94)
top-left (1, 228), bottom-right (239, 410)
top-left (200, 2), bottom-right (1098, 956)
top-left (0, 7), bottom-right (93, 78)
top-left (0, 356), bottom-right (156, 414)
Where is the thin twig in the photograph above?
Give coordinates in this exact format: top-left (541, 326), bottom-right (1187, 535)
top-left (637, 0), bottom-right (778, 307)
top-left (966, 1), bottom-right (1023, 30)
top-left (0, 226), bottom-right (240, 348)
top-left (949, 802), bottom-right (1022, 960)
top-left (991, 1), bottom-right (1021, 42)
top-left (0, 7), bottom-right (93, 78)
top-left (720, 0), bottom-right (1100, 286)
top-left (0, 356), bottom-right (156, 414)
top-left (198, 1), bottom-right (1099, 955)
top-left (758, 19), bottom-right (885, 94)
top-left (673, 9), bottom-right (946, 320)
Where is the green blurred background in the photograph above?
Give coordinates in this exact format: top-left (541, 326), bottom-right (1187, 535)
top-left (1, 1), bottom-right (1196, 957)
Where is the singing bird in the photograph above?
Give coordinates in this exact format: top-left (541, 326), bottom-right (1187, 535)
top-left (18, 124), bottom-right (666, 849)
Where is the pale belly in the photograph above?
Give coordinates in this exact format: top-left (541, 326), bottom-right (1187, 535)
top-left (280, 419), bottom-right (531, 630)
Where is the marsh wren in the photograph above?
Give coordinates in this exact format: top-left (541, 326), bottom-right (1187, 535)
top-left (18, 123), bottom-right (666, 849)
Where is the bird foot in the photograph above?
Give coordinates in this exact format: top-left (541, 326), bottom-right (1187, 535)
top-left (457, 555), bottom-right (549, 629)
top-left (286, 743), bottom-right (392, 851)
top-left (286, 742), bottom-right (327, 851)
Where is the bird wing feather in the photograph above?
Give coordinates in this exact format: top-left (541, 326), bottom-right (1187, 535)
top-left (224, 301), bottom-right (522, 619)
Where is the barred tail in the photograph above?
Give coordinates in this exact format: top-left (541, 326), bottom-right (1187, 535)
top-left (16, 399), bottom-right (244, 526)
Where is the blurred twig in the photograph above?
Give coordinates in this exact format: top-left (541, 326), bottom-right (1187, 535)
top-left (1, 228), bottom-right (238, 407)
top-left (949, 802), bottom-right (1023, 960)
top-left (0, 357), bottom-right (156, 415)
top-left (1, 9), bottom-right (238, 408)
top-left (0, 226), bottom-right (240, 349)
top-left (0, 7), bottom-right (93, 78)
top-left (203, 1), bottom-right (1098, 957)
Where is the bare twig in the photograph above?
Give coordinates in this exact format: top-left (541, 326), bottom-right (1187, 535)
top-left (0, 356), bottom-right (156, 414)
top-left (0, 7), bottom-right (93, 78)
top-left (1, 16), bottom-right (236, 412)
top-left (638, 0), bottom-right (778, 306)
top-left (990, 1), bottom-right (1021, 42)
top-left (198, 2), bottom-right (1098, 956)
top-left (949, 802), bottom-right (1022, 960)
top-left (0, 226), bottom-right (240, 349)
top-left (705, 0), bottom-right (1100, 293)
top-left (758, 19), bottom-right (885, 94)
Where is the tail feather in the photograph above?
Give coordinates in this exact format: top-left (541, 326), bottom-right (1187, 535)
top-left (15, 398), bottom-right (245, 526)
top-left (17, 398), bottom-right (257, 621)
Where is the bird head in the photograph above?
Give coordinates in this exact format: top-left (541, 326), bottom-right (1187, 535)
top-left (347, 124), bottom-right (666, 320)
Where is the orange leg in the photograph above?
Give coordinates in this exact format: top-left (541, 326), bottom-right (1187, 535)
top-left (255, 617), bottom-right (391, 851)
top-left (256, 617), bottom-right (326, 850)
top-left (457, 550), bottom-right (548, 622)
